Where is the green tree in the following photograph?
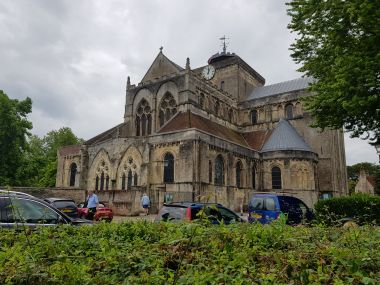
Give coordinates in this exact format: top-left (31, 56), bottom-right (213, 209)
top-left (287, 0), bottom-right (380, 140)
top-left (0, 90), bottom-right (32, 186)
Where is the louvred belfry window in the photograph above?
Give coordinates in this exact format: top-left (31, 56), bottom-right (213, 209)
top-left (159, 93), bottom-right (177, 127)
top-left (136, 99), bottom-right (152, 136)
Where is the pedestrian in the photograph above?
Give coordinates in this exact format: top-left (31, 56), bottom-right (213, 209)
top-left (86, 190), bottom-right (99, 220)
top-left (141, 193), bottom-right (150, 215)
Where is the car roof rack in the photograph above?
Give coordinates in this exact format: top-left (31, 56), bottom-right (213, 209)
top-left (0, 189), bottom-right (34, 197)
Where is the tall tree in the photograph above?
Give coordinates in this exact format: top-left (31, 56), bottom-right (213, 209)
top-left (287, 0), bottom-right (380, 140)
top-left (0, 90), bottom-right (32, 186)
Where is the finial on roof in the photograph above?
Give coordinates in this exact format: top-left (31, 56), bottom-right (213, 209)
top-left (219, 35), bottom-right (229, 54)
top-left (127, 76), bottom-right (131, 89)
top-left (159, 46), bottom-right (163, 53)
top-left (186, 57), bottom-right (190, 70)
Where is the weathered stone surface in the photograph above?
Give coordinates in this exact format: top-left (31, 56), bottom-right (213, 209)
top-left (56, 50), bottom-right (348, 213)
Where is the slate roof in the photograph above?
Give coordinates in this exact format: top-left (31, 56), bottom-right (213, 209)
top-left (158, 111), bottom-right (249, 147)
top-left (85, 122), bottom-right (130, 145)
top-left (261, 119), bottom-right (313, 152)
top-left (245, 77), bottom-right (314, 101)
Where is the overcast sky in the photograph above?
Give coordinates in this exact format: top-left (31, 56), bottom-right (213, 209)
top-left (0, 0), bottom-right (377, 165)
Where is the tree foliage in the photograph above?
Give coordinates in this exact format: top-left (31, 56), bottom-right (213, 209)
top-left (0, 90), bottom-right (32, 186)
top-left (287, 0), bottom-right (380, 140)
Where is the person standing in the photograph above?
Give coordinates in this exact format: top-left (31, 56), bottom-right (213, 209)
top-left (141, 193), bottom-right (150, 215)
top-left (86, 190), bottom-right (99, 220)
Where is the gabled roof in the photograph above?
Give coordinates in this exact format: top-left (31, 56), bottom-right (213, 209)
top-left (158, 111), bottom-right (249, 147)
top-left (245, 77), bottom-right (314, 101)
top-left (261, 119), bottom-right (312, 152)
top-left (141, 51), bottom-right (184, 83)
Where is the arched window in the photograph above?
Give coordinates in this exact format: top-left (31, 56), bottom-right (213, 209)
top-left (214, 155), bottom-right (224, 186)
top-left (95, 176), bottom-right (99, 191)
top-left (121, 173), bottom-right (126, 190)
top-left (69, 163), bottom-right (77, 187)
top-left (136, 99), bottom-right (152, 136)
top-left (285, 104), bottom-right (293, 119)
top-left (272, 167), bottom-right (282, 189)
top-left (220, 81), bottom-right (225, 90)
top-left (163, 152), bottom-right (174, 183)
top-left (252, 167), bottom-right (256, 189)
top-left (208, 160), bottom-right (212, 183)
top-left (236, 161), bottom-right (242, 188)
top-left (133, 173), bottom-right (138, 186)
top-left (159, 93), bottom-right (177, 127)
top-left (127, 170), bottom-right (132, 188)
top-left (251, 110), bottom-right (257, 124)
top-left (100, 172), bottom-right (105, 190)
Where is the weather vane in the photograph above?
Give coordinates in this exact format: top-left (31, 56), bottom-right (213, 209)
top-left (219, 35), bottom-right (229, 53)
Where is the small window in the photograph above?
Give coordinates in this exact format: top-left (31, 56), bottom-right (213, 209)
top-left (69, 163), bottom-right (77, 187)
top-left (133, 173), bottom-right (138, 186)
top-left (236, 161), bottom-right (242, 188)
top-left (220, 81), bottom-right (225, 90)
top-left (100, 172), bottom-right (105, 190)
top-left (272, 167), bottom-right (282, 189)
top-left (121, 173), bottom-right (126, 190)
top-left (214, 155), bottom-right (224, 186)
top-left (251, 110), bottom-right (257, 124)
top-left (285, 104), bottom-right (293, 119)
top-left (127, 170), bottom-right (132, 188)
top-left (252, 168), bottom-right (256, 189)
top-left (164, 153), bottom-right (174, 183)
top-left (208, 160), bottom-right (212, 183)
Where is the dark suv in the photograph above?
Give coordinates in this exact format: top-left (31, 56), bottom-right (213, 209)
top-left (44, 197), bottom-right (78, 218)
top-left (155, 202), bottom-right (245, 224)
top-left (248, 193), bottom-right (314, 225)
top-left (0, 190), bottom-right (91, 228)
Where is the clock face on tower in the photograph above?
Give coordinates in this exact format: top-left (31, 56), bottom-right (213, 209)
top-left (202, 65), bottom-right (215, 80)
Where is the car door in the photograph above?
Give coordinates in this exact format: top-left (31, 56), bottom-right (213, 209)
top-left (0, 197), bottom-right (68, 228)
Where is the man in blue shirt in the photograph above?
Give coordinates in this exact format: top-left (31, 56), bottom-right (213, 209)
top-left (86, 190), bottom-right (99, 220)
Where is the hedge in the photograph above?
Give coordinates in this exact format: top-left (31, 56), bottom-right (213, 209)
top-left (0, 220), bottom-right (379, 284)
top-left (314, 194), bottom-right (380, 226)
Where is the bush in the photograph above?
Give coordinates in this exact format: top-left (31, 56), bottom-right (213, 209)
top-left (314, 194), bottom-right (380, 226)
top-left (0, 221), bottom-right (379, 284)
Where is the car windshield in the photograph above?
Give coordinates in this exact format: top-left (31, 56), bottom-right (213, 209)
top-left (250, 197), bottom-right (276, 211)
top-left (156, 206), bottom-right (187, 221)
top-left (53, 201), bottom-right (76, 208)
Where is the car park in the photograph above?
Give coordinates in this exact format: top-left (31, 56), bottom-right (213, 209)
top-left (77, 202), bottom-right (113, 222)
top-left (155, 202), bottom-right (245, 224)
top-left (44, 197), bottom-right (78, 218)
top-left (248, 193), bottom-right (314, 225)
top-left (0, 190), bottom-right (92, 228)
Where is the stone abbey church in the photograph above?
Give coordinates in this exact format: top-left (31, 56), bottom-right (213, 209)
top-left (56, 48), bottom-right (348, 209)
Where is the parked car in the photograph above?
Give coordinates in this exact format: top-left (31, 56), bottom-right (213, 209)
top-left (155, 202), bottom-right (245, 224)
top-left (77, 202), bottom-right (113, 222)
top-left (0, 190), bottom-right (92, 228)
top-left (44, 197), bottom-right (78, 218)
top-left (248, 193), bottom-right (314, 225)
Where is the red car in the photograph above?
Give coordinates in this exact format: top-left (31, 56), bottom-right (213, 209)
top-left (77, 202), bottom-right (113, 222)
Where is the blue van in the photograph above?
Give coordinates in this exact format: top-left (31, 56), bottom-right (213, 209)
top-left (248, 193), bottom-right (314, 225)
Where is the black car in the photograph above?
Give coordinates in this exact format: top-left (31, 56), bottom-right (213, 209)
top-left (155, 202), bottom-right (245, 224)
top-left (0, 190), bottom-right (92, 228)
top-left (44, 197), bottom-right (78, 218)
